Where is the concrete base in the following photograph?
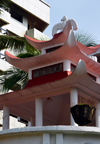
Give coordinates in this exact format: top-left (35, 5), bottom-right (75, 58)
top-left (0, 126), bottom-right (100, 144)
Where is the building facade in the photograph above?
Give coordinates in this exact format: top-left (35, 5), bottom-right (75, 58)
top-left (0, 0), bottom-right (50, 129)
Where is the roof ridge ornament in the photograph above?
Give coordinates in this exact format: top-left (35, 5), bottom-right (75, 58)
top-left (74, 59), bottom-right (87, 75)
top-left (52, 16), bottom-right (78, 37)
top-left (66, 30), bottom-right (77, 47)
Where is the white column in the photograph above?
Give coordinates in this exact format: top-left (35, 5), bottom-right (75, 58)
top-left (41, 49), bottom-right (46, 55)
top-left (28, 70), bottom-right (32, 80)
top-left (96, 102), bottom-right (100, 127)
top-left (3, 106), bottom-right (9, 130)
top-left (23, 16), bottom-right (28, 28)
top-left (96, 77), bottom-right (100, 84)
top-left (35, 98), bottom-right (43, 126)
top-left (43, 133), bottom-right (50, 144)
top-left (63, 60), bottom-right (71, 71)
top-left (56, 133), bottom-right (63, 144)
top-left (70, 88), bottom-right (78, 126)
top-left (28, 121), bottom-right (31, 127)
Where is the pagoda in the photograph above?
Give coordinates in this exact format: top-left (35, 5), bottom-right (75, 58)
top-left (0, 16), bottom-right (100, 144)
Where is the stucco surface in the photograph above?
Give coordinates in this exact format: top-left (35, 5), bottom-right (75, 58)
top-left (0, 126), bottom-right (100, 144)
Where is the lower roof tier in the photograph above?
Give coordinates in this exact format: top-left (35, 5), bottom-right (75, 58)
top-left (0, 60), bottom-right (99, 125)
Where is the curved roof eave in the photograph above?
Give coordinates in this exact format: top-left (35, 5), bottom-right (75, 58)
top-left (0, 60), bottom-right (100, 108)
top-left (24, 20), bottom-right (72, 50)
top-left (25, 19), bottom-right (100, 55)
top-left (77, 41), bottom-right (100, 55)
top-left (5, 30), bottom-right (100, 77)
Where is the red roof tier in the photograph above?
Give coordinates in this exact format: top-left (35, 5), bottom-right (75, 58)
top-left (77, 41), bottom-right (100, 55)
top-left (0, 60), bottom-right (99, 123)
top-left (24, 20), bottom-right (72, 50)
top-left (5, 30), bottom-right (100, 77)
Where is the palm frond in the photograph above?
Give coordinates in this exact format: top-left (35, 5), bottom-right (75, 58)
top-left (0, 35), bottom-right (40, 55)
top-left (0, 67), bottom-right (28, 93)
top-left (75, 31), bottom-right (97, 46)
top-left (24, 40), bottom-right (41, 55)
top-left (17, 53), bottom-right (35, 58)
top-left (0, 0), bottom-right (11, 13)
top-left (0, 69), bottom-right (5, 75)
top-left (0, 36), bottom-right (25, 51)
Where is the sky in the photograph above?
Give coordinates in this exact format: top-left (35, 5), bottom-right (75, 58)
top-left (43, 0), bottom-right (100, 43)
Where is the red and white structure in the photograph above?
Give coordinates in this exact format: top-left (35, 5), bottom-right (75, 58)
top-left (0, 16), bottom-right (100, 144)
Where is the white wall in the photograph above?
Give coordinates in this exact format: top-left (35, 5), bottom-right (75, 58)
top-left (0, 126), bottom-right (99, 144)
top-left (11, 0), bottom-right (50, 25)
top-left (0, 59), bottom-right (12, 71)
top-left (0, 9), bottom-right (11, 25)
top-left (2, 17), bottom-right (27, 36)
top-left (26, 28), bottom-right (49, 40)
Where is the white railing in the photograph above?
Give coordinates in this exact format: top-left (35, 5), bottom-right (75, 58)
top-left (0, 53), bottom-right (6, 61)
top-left (88, 55), bottom-right (97, 62)
top-left (0, 27), bottom-right (9, 35)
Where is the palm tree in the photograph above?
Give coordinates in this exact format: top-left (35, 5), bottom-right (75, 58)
top-left (0, 38), bottom-right (40, 93)
top-left (0, 34), bottom-right (41, 93)
top-left (0, 35), bottom-right (40, 53)
top-left (75, 31), bottom-right (97, 46)
top-left (0, 52), bottom-right (39, 93)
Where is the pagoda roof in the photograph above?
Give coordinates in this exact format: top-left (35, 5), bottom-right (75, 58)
top-left (77, 41), bottom-right (100, 55)
top-left (5, 30), bottom-right (100, 77)
top-left (25, 31), bottom-right (100, 56)
top-left (24, 20), bottom-right (72, 50)
top-left (24, 19), bottom-right (100, 56)
top-left (0, 60), bottom-right (99, 123)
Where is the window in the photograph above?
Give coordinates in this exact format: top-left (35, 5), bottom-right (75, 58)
top-left (33, 63), bottom-right (63, 78)
top-left (71, 64), bottom-right (76, 72)
top-left (46, 46), bottom-right (61, 53)
top-left (11, 10), bottom-right (23, 23)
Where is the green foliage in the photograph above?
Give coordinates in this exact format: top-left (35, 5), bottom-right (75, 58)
top-left (75, 31), bottom-right (97, 47)
top-left (0, 67), bottom-right (28, 93)
top-left (17, 53), bottom-right (35, 58)
top-left (0, 35), bottom-right (40, 55)
top-left (0, 35), bottom-right (40, 93)
top-left (78, 103), bottom-right (91, 106)
top-left (0, 36), bottom-right (24, 51)
top-left (0, 0), bottom-right (11, 13)
top-left (0, 69), bottom-right (4, 75)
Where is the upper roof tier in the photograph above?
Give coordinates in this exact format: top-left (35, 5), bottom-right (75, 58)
top-left (5, 16), bottom-right (100, 76)
top-left (24, 19), bottom-right (72, 50)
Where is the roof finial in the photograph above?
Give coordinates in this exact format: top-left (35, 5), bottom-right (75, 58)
top-left (52, 16), bottom-right (78, 37)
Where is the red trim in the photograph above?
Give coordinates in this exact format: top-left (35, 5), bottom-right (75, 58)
top-left (77, 41), bottom-right (100, 55)
top-left (53, 32), bottom-right (63, 39)
top-left (5, 51), bottom-right (20, 59)
top-left (24, 35), bottom-right (44, 42)
top-left (25, 71), bottom-right (72, 88)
